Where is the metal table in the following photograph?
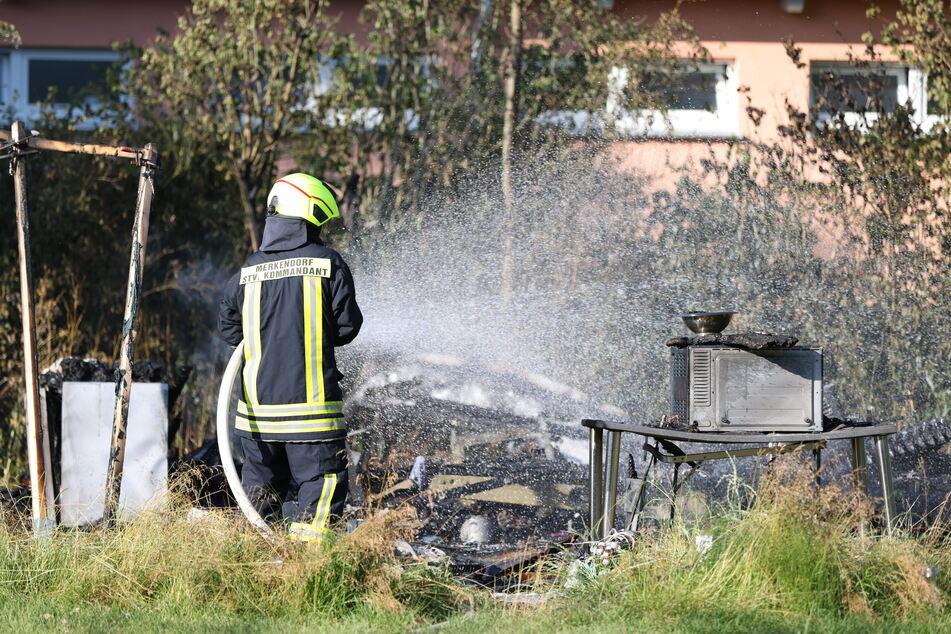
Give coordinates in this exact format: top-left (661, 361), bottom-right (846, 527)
top-left (582, 419), bottom-right (898, 539)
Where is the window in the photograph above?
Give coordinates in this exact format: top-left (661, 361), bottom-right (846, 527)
top-left (644, 67), bottom-right (720, 111)
top-left (0, 49), bottom-right (118, 123)
top-left (313, 55), bottom-right (433, 132)
top-left (27, 58), bottom-right (112, 103)
top-left (809, 62), bottom-right (908, 127)
top-left (0, 52), bottom-right (8, 112)
top-left (811, 62), bottom-right (945, 132)
top-left (908, 68), bottom-right (943, 132)
top-left (607, 61), bottom-right (739, 138)
top-left (812, 69), bottom-right (899, 113)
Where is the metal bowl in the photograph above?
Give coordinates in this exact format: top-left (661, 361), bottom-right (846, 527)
top-left (679, 310), bottom-right (738, 334)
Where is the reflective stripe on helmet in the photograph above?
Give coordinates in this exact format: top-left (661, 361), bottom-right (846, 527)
top-left (275, 178), bottom-right (335, 219)
top-left (267, 173), bottom-right (339, 227)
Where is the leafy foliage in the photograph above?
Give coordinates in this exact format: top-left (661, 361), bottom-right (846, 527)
top-left (655, 5), bottom-right (951, 421)
top-left (0, 21), bottom-right (18, 47)
top-left (648, 142), bottom-right (950, 421)
top-left (127, 0), bottom-right (351, 251)
top-left (298, 0), bottom-right (702, 235)
top-left (0, 101), bottom-right (251, 474)
top-left (2, 0), bottom-right (946, 486)
top-left (0, 1), bottom-right (699, 479)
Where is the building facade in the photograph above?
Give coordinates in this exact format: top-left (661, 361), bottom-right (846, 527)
top-left (610, 0), bottom-right (930, 181)
top-left (0, 0), bottom-right (929, 179)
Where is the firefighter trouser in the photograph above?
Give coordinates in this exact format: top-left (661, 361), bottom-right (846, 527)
top-left (239, 437), bottom-right (348, 543)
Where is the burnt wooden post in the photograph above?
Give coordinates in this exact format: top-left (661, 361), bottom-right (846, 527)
top-left (102, 143), bottom-right (158, 525)
top-left (10, 121), bottom-right (55, 538)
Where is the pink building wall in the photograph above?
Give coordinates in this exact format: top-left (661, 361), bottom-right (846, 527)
top-left (1, 0), bottom-right (902, 181)
top-left (0, 0), bottom-right (186, 48)
top-left (0, 0), bottom-right (365, 48)
top-left (610, 0), bottom-right (903, 182)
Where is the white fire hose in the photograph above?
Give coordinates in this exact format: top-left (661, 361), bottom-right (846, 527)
top-left (216, 342), bottom-right (275, 540)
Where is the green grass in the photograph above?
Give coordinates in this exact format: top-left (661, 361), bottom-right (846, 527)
top-left (0, 596), bottom-right (426, 632)
top-left (3, 462), bottom-right (951, 632)
top-left (0, 500), bottom-right (466, 632)
top-left (448, 605), bottom-right (951, 633)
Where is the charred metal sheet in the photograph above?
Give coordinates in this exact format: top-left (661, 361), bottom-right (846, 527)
top-left (462, 483), bottom-right (581, 509)
top-left (429, 474), bottom-right (493, 492)
top-left (665, 332), bottom-right (799, 349)
top-left (430, 541), bottom-right (567, 589)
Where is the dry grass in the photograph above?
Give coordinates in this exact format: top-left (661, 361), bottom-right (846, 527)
top-left (0, 479), bottom-right (467, 626)
top-left (525, 457), bottom-right (951, 630)
top-left (3, 462), bottom-right (951, 631)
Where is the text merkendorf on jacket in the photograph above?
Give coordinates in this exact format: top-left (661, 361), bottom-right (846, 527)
top-left (218, 217), bottom-right (363, 442)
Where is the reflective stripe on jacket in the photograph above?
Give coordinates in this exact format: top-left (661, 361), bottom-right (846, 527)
top-left (217, 218), bottom-right (363, 441)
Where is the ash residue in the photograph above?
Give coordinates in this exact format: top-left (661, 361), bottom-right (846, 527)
top-left (665, 332), bottom-right (799, 349)
top-left (331, 152), bottom-right (949, 537)
top-left (338, 351), bottom-right (611, 545)
top-left (40, 358), bottom-right (166, 393)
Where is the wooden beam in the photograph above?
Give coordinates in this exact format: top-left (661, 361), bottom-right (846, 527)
top-left (101, 143), bottom-right (158, 525)
top-left (0, 130), bottom-right (149, 163)
top-left (11, 121), bottom-right (55, 538)
top-left (2, 126), bottom-right (160, 528)
top-left (28, 137), bottom-right (141, 161)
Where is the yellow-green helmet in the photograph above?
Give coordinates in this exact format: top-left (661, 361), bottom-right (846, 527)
top-left (266, 173), bottom-right (339, 227)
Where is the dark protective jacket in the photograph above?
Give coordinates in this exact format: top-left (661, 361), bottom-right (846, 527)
top-left (217, 217), bottom-right (363, 441)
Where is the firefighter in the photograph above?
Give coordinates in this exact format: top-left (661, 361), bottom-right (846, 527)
top-left (217, 173), bottom-right (363, 544)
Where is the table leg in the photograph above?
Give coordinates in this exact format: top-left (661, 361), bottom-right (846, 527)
top-left (850, 437), bottom-right (869, 494)
top-left (873, 434), bottom-right (897, 532)
top-left (589, 427), bottom-right (604, 540)
top-left (670, 462), bottom-right (681, 522)
top-left (627, 443), bottom-right (655, 532)
top-left (603, 430), bottom-right (621, 539)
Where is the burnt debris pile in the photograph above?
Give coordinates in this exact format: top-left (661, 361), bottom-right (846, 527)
top-left (38, 357), bottom-right (193, 442)
top-left (891, 419), bottom-right (951, 458)
top-left (665, 332), bottom-right (799, 349)
top-left (25, 358), bottom-right (191, 507)
top-left (39, 357), bottom-right (166, 392)
top-left (340, 351), bottom-right (626, 582)
top-left (890, 418), bottom-right (951, 522)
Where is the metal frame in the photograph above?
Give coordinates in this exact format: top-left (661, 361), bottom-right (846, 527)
top-left (3, 124), bottom-right (159, 532)
top-left (583, 419), bottom-right (898, 540)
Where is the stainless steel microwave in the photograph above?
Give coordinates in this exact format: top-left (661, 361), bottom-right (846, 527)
top-left (670, 346), bottom-right (823, 433)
